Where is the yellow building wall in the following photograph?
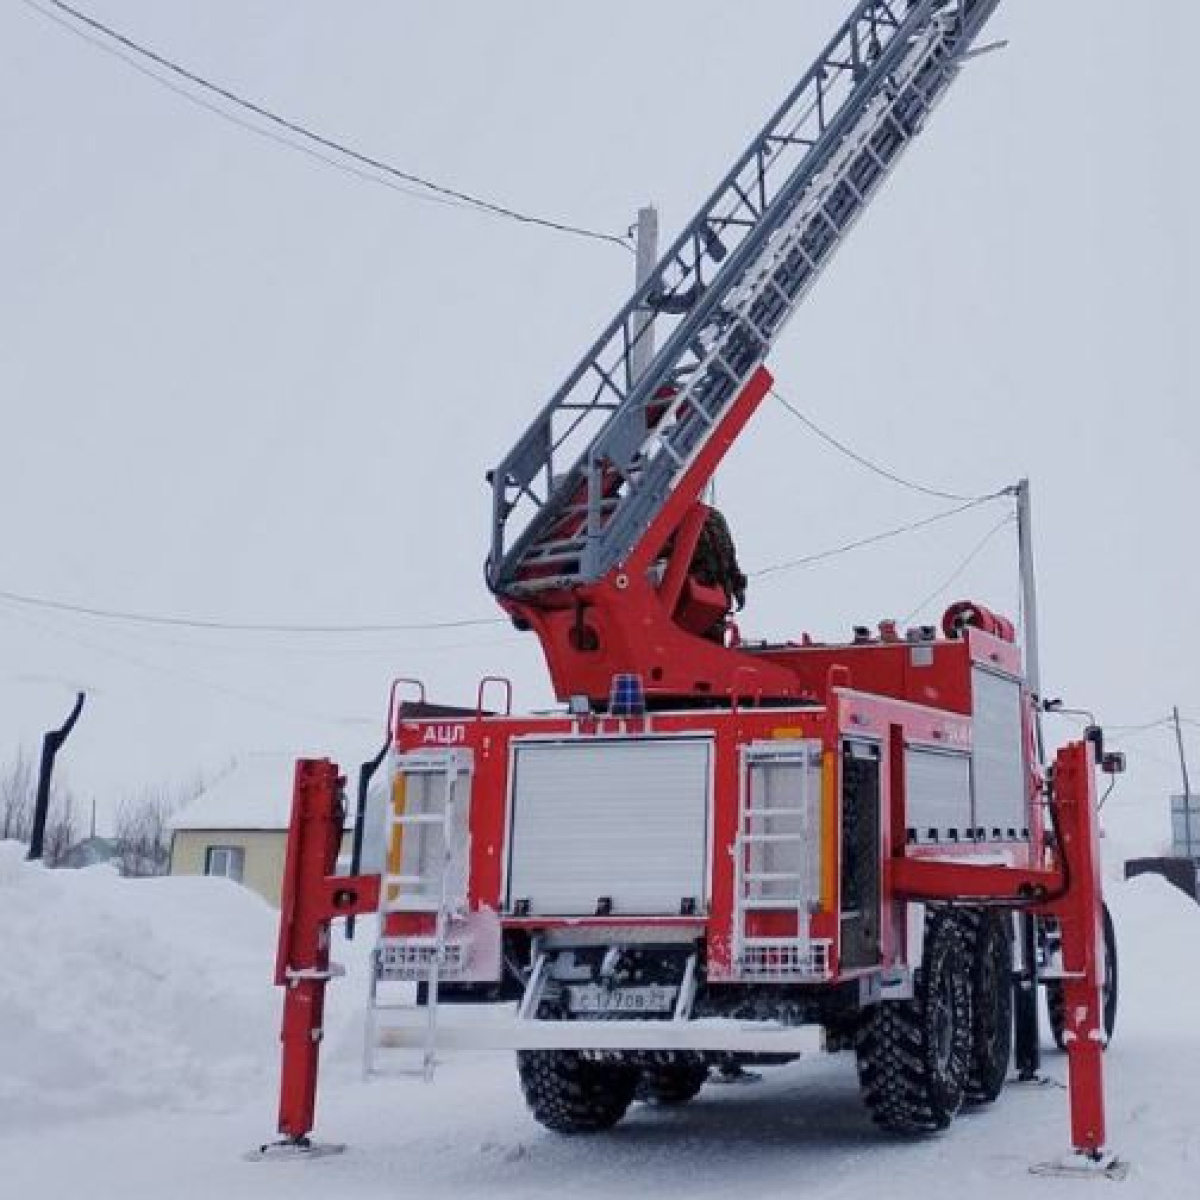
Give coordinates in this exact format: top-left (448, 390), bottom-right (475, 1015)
top-left (170, 829), bottom-right (353, 907)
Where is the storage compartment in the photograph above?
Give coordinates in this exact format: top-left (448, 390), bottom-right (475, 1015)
top-left (840, 740), bottom-right (881, 969)
top-left (505, 737), bottom-right (712, 917)
top-left (971, 667), bottom-right (1030, 839)
top-left (906, 746), bottom-right (972, 844)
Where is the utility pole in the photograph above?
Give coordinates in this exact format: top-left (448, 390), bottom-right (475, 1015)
top-left (1015, 478), bottom-right (1044, 762)
top-left (630, 205), bottom-right (659, 384)
top-left (1013, 477), bottom-right (1042, 1081)
top-left (28, 691), bottom-right (86, 862)
top-left (1173, 705), bottom-right (1194, 862)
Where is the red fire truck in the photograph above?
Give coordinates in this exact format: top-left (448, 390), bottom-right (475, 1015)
top-left (264, 0), bottom-right (1123, 1177)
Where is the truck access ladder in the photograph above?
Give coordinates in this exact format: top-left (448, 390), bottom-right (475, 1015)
top-left (364, 750), bottom-right (469, 1081)
top-left (733, 741), bottom-right (830, 981)
top-left (488, 0), bottom-right (1001, 599)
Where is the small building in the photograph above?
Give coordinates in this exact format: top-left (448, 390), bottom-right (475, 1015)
top-left (169, 756), bottom-right (354, 905)
top-left (1170, 793), bottom-right (1200, 861)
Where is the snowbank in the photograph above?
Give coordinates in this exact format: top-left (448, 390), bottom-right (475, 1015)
top-left (1106, 869), bottom-right (1200, 1036)
top-left (5, 838), bottom-right (1200, 1200)
top-left (0, 841), bottom-right (284, 1130)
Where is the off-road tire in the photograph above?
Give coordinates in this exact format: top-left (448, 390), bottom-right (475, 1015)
top-left (962, 910), bottom-right (1013, 1104)
top-left (635, 1062), bottom-right (709, 1107)
top-left (1047, 902), bottom-right (1118, 1051)
top-left (855, 910), bottom-right (973, 1134)
top-left (517, 1050), bottom-right (639, 1133)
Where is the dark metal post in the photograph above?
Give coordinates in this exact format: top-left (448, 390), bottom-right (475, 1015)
top-left (346, 735), bottom-right (391, 939)
top-left (1014, 912), bottom-right (1042, 1080)
top-left (28, 691), bottom-right (86, 862)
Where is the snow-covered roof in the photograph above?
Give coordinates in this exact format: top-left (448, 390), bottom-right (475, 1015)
top-left (171, 756), bottom-right (355, 832)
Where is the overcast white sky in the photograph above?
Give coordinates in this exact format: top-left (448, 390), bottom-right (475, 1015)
top-left (2, 1), bottom-right (1196, 841)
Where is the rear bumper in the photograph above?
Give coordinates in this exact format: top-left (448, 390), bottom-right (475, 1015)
top-left (374, 1007), bottom-right (825, 1054)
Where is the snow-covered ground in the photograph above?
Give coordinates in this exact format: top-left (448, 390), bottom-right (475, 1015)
top-left (2, 838), bottom-right (1197, 1199)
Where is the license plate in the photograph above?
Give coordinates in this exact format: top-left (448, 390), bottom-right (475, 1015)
top-left (566, 984), bottom-right (677, 1015)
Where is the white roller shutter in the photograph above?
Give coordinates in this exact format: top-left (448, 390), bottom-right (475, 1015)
top-left (972, 668), bottom-right (1029, 838)
top-left (506, 738), bottom-right (711, 917)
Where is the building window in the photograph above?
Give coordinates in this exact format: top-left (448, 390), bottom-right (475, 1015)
top-left (204, 844), bottom-right (245, 883)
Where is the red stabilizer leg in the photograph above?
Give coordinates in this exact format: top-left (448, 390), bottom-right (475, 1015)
top-left (1051, 741), bottom-right (1107, 1156)
top-left (1028, 738), bottom-right (1132, 1179)
top-left (274, 759), bottom-right (345, 1144)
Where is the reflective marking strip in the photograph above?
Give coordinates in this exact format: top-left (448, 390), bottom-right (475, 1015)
top-left (821, 751), bottom-right (838, 913)
top-left (386, 773), bottom-right (408, 906)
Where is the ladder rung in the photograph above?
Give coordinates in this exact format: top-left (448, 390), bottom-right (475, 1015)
top-left (561, 500), bottom-right (619, 517)
top-left (526, 547), bottom-right (586, 564)
top-left (745, 807), bottom-right (807, 817)
top-left (391, 813), bottom-right (445, 826)
top-left (508, 575), bottom-right (583, 595)
top-left (742, 833), bottom-right (805, 844)
top-left (744, 871), bottom-right (805, 883)
top-left (522, 549), bottom-right (584, 567)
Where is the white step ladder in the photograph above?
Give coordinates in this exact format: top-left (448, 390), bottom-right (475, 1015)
top-left (733, 742), bottom-right (830, 981)
top-left (364, 749), bottom-right (470, 1081)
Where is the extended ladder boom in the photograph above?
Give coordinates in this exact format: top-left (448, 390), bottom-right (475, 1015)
top-left (488, 0), bottom-right (1001, 599)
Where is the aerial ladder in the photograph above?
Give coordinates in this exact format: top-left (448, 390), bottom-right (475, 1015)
top-left (488, 0), bottom-right (1003, 704)
top-left (263, 0), bottom-right (1127, 1179)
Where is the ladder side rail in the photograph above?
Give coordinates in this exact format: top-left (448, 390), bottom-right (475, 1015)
top-left (488, 0), bottom-right (955, 584)
top-left (420, 761), bottom-right (460, 1079)
top-left (732, 747), bottom-right (751, 970)
top-left (796, 747), bottom-right (815, 959)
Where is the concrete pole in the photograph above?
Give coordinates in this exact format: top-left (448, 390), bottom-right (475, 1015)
top-left (1013, 478), bottom-right (1043, 1081)
top-left (630, 205), bottom-right (659, 384)
top-left (1015, 478), bottom-right (1044, 763)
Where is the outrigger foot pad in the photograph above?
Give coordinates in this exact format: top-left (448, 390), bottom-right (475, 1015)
top-left (1030, 1152), bottom-right (1130, 1182)
top-left (246, 1137), bottom-right (347, 1162)
top-left (1012, 1073), bottom-right (1066, 1090)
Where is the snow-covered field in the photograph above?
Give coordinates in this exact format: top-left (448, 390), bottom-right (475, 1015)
top-left (2, 838), bottom-right (1197, 1199)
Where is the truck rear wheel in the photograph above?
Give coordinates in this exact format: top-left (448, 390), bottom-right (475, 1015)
top-left (855, 910), bottom-right (972, 1133)
top-left (517, 1050), bottom-right (639, 1133)
top-left (635, 1062), bottom-right (709, 1107)
top-left (963, 911), bottom-right (1013, 1104)
top-left (1047, 902), bottom-right (1118, 1050)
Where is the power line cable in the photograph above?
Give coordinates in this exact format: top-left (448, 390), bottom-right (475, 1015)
top-left (900, 513), bottom-right (1016, 625)
top-left (0, 586), bottom-right (505, 634)
top-left (22, 0), bottom-right (479, 215)
top-left (21, 0), bottom-right (632, 252)
top-left (1107, 718), bottom-right (1175, 735)
top-left (751, 492), bottom-right (1008, 581)
top-left (771, 388), bottom-right (1001, 503)
top-left (0, 603), bottom-right (377, 727)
